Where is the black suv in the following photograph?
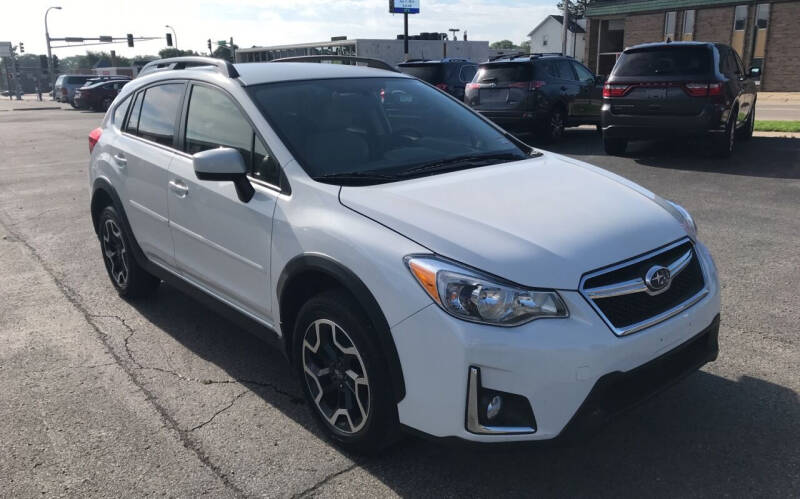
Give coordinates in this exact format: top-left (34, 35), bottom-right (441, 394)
top-left (397, 58), bottom-right (478, 101)
top-left (601, 42), bottom-right (759, 157)
top-left (465, 53), bottom-right (603, 142)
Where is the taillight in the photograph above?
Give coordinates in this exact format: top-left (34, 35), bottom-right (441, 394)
top-left (88, 127), bottom-right (102, 153)
top-left (435, 83), bottom-right (449, 91)
top-left (603, 83), bottom-right (629, 98)
top-left (466, 83), bottom-right (479, 91)
top-left (684, 82), bottom-right (722, 97)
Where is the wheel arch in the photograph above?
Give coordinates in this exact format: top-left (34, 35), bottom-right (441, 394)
top-left (277, 254), bottom-right (406, 402)
top-left (91, 178), bottom-right (148, 267)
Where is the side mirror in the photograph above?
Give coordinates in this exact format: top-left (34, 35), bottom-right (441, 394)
top-left (193, 147), bottom-right (254, 203)
top-left (748, 67), bottom-right (761, 78)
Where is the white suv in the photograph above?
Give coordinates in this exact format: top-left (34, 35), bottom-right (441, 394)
top-left (88, 57), bottom-right (721, 453)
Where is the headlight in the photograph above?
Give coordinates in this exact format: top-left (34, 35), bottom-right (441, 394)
top-left (404, 256), bottom-right (568, 326)
top-left (667, 201), bottom-right (698, 239)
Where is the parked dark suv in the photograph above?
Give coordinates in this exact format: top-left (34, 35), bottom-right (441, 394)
top-left (397, 58), bottom-right (478, 101)
top-left (74, 79), bottom-right (129, 111)
top-left (601, 42), bottom-right (758, 157)
top-left (465, 53), bottom-right (603, 142)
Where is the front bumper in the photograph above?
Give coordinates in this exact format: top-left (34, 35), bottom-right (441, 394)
top-left (392, 241), bottom-right (721, 443)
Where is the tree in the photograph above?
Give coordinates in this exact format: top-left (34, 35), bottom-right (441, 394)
top-left (490, 40), bottom-right (517, 50)
top-left (519, 40), bottom-right (531, 54)
top-left (212, 41), bottom-right (238, 62)
top-left (557, 0), bottom-right (590, 18)
top-left (158, 48), bottom-right (198, 59)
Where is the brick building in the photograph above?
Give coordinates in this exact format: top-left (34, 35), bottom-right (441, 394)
top-left (583, 0), bottom-right (800, 91)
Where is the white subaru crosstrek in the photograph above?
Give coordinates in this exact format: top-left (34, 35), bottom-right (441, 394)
top-left (88, 57), bottom-right (720, 453)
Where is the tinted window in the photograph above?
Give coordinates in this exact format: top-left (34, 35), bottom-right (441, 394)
top-left (614, 47), bottom-right (711, 76)
top-left (248, 78), bottom-right (527, 181)
top-left (459, 65), bottom-right (477, 83)
top-left (571, 61), bottom-right (594, 82)
top-left (554, 60), bottom-right (576, 80)
top-left (475, 63), bottom-right (533, 84)
top-left (137, 83), bottom-right (183, 147)
top-left (66, 76), bottom-right (90, 85)
top-left (734, 5), bottom-right (748, 30)
top-left (185, 85), bottom-right (252, 164)
top-left (125, 92), bottom-right (143, 134)
top-left (399, 64), bottom-right (444, 84)
top-left (113, 95), bottom-right (131, 128)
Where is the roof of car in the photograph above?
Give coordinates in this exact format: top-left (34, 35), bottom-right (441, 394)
top-left (234, 62), bottom-right (409, 85)
top-left (398, 58), bottom-right (473, 65)
top-left (626, 41), bottom-right (715, 51)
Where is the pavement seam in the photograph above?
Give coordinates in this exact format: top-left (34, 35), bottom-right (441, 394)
top-left (291, 463), bottom-right (359, 498)
top-left (190, 390), bottom-right (251, 432)
top-left (0, 210), bottom-right (249, 499)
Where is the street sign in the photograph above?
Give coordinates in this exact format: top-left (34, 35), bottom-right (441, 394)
top-left (390, 0), bottom-right (420, 14)
top-left (0, 42), bottom-right (11, 57)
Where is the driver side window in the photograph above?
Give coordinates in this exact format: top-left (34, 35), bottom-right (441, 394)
top-left (184, 84), bottom-right (281, 187)
top-left (571, 61), bottom-right (595, 82)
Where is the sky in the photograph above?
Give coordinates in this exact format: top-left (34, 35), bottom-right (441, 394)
top-left (1, 0), bottom-right (559, 58)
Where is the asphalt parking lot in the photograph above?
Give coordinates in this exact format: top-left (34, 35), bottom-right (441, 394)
top-left (1, 104), bottom-right (798, 497)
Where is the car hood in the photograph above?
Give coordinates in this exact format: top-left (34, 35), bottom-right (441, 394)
top-left (339, 152), bottom-right (687, 289)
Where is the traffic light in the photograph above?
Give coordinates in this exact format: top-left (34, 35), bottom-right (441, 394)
top-left (19, 42), bottom-right (24, 53)
top-left (207, 39), bottom-right (212, 52)
top-left (40, 55), bottom-right (48, 69)
top-left (127, 34), bottom-right (134, 48)
top-left (166, 33), bottom-right (173, 47)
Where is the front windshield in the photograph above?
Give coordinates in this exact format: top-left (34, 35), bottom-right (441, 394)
top-left (247, 77), bottom-right (528, 184)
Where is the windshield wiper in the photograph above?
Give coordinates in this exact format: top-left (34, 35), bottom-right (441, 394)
top-left (398, 152), bottom-right (525, 177)
top-left (314, 171), bottom-right (400, 185)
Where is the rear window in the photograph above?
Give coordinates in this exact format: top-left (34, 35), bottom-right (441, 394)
top-left (65, 76), bottom-right (90, 84)
top-left (399, 64), bottom-right (444, 84)
top-left (474, 63), bottom-right (533, 84)
top-left (613, 47), bottom-right (711, 77)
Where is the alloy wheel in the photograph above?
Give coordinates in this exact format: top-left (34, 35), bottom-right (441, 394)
top-left (302, 318), bottom-right (370, 434)
top-left (101, 218), bottom-right (129, 288)
top-left (550, 110), bottom-right (564, 140)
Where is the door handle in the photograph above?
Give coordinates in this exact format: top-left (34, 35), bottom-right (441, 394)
top-left (113, 153), bottom-right (127, 167)
top-left (168, 180), bottom-right (189, 197)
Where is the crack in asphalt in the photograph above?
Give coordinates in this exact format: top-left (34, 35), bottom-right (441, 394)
top-left (190, 390), bottom-right (250, 432)
top-left (0, 212), bottom-right (249, 498)
top-left (88, 314), bottom-right (143, 369)
top-left (291, 463), bottom-right (359, 498)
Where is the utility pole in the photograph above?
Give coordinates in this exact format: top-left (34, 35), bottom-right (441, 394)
top-left (449, 28), bottom-right (460, 41)
top-left (44, 6), bottom-right (62, 99)
top-left (561, 0), bottom-right (569, 56)
top-left (403, 13), bottom-right (409, 61)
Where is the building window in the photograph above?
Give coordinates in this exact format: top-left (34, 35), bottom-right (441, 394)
top-left (664, 11), bottom-right (677, 40)
top-left (682, 10), bottom-right (696, 41)
top-left (733, 5), bottom-right (748, 31)
top-left (750, 3), bottom-right (770, 79)
top-left (732, 5), bottom-right (748, 57)
top-left (756, 3), bottom-right (770, 29)
top-left (543, 34), bottom-right (548, 47)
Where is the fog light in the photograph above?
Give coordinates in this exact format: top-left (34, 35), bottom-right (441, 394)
top-left (486, 395), bottom-right (502, 420)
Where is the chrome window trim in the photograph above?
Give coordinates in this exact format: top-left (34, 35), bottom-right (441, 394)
top-left (579, 238), bottom-right (709, 337)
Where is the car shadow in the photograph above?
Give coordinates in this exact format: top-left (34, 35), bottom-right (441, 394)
top-left (126, 283), bottom-right (800, 497)
top-left (540, 129), bottom-right (800, 180)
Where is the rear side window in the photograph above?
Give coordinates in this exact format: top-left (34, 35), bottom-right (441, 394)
top-left (571, 61), bottom-right (595, 82)
top-left (113, 95), bottom-right (131, 128)
top-left (613, 47), bottom-right (711, 76)
top-left (554, 60), bottom-right (576, 80)
top-left (125, 92), bottom-right (143, 134)
top-left (399, 64), bottom-right (444, 84)
top-left (66, 76), bottom-right (89, 85)
top-left (475, 63), bottom-right (533, 84)
top-left (136, 83), bottom-right (184, 147)
top-left (459, 65), bottom-right (477, 83)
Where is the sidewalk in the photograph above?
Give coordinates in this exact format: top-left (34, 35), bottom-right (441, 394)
top-left (0, 94), bottom-right (70, 112)
top-left (756, 92), bottom-right (800, 104)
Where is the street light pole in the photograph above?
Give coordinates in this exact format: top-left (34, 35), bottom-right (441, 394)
top-left (44, 6), bottom-right (61, 99)
top-left (165, 25), bottom-right (178, 49)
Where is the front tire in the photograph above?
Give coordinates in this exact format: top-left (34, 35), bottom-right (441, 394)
top-left (737, 103), bottom-right (755, 141)
top-left (98, 205), bottom-right (160, 298)
top-left (540, 107), bottom-right (565, 143)
top-left (713, 111), bottom-right (736, 158)
top-left (294, 290), bottom-right (399, 454)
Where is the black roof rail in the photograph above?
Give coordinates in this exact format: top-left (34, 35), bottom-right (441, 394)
top-left (270, 55), bottom-right (399, 73)
top-left (138, 56), bottom-right (240, 78)
top-left (489, 52), bottom-right (530, 61)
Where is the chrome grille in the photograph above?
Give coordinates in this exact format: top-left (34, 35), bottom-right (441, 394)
top-left (580, 239), bottom-right (707, 336)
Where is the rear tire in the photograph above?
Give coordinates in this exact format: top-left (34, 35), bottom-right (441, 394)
top-left (97, 205), bottom-right (160, 299)
top-left (603, 137), bottom-right (628, 155)
top-left (101, 97), bottom-right (113, 112)
top-left (713, 111), bottom-right (736, 158)
top-left (540, 107), bottom-right (565, 143)
top-left (737, 103), bottom-right (755, 141)
top-left (294, 290), bottom-right (400, 454)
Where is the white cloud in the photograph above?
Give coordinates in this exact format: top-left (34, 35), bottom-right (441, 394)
top-left (2, 0), bottom-right (557, 58)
